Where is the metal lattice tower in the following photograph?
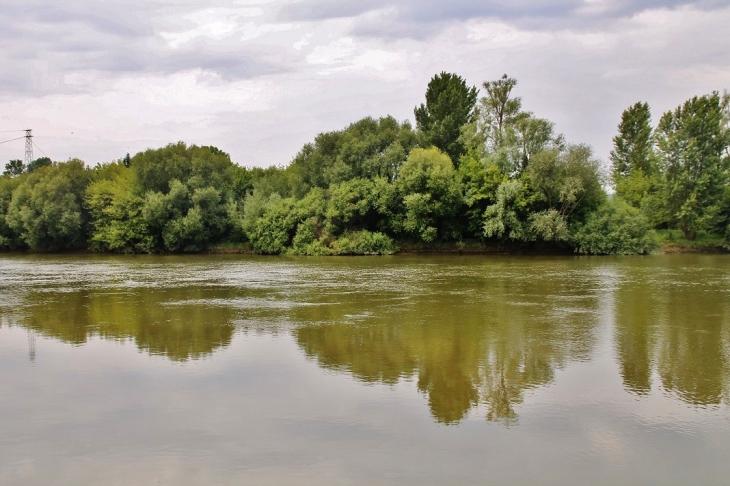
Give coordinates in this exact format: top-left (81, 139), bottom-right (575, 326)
top-left (24, 129), bottom-right (33, 166)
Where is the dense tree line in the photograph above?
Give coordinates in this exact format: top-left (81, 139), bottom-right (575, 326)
top-left (2, 73), bottom-right (728, 254)
top-left (611, 94), bottom-right (730, 242)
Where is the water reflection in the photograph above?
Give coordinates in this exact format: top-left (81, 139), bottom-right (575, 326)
top-left (2, 255), bottom-right (729, 424)
top-left (615, 259), bottom-right (730, 407)
top-left (12, 287), bottom-right (236, 361)
top-left (292, 261), bottom-right (598, 425)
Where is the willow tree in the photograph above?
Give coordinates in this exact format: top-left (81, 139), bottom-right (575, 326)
top-left (6, 160), bottom-right (91, 251)
top-left (479, 74), bottom-right (522, 152)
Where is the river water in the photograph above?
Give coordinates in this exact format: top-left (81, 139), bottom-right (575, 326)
top-left (0, 254), bottom-right (728, 485)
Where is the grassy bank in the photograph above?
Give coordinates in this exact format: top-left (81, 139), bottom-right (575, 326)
top-left (656, 230), bottom-right (729, 253)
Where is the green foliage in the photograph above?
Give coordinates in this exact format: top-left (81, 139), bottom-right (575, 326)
top-left (474, 75), bottom-right (564, 176)
top-left (397, 147), bottom-right (462, 242)
top-left (526, 145), bottom-right (605, 221)
top-left (248, 165), bottom-right (293, 199)
top-left (249, 197), bottom-right (300, 254)
top-left (573, 198), bottom-right (657, 255)
top-left (615, 169), bottom-right (654, 208)
top-left (611, 102), bottom-right (655, 180)
top-left (414, 72), bottom-right (478, 165)
top-left (290, 217), bottom-right (332, 256)
top-left (511, 114), bottom-right (564, 173)
top-left (528, 209), bottom-right (570, 242)
top-left (611, 102), bottom-right (657, 208)
top-left (126, 143), bottom-right (235, 252)
top-left (483, 180), bottom-right (532, 241)
top-left (249, 188), bottom-right (327, 254)
top-left (0, 75), bottom-right (725, 256)
top-left (288, 116), bottom-right (416, 197)
top-left (240, 189), bottom-right (280, 240)
top-left (3, 159), bottom-right (24, 177)
top-left (132, 142), bottom-right (233, 194)
top-left (479, 74), bottom-right (522, 152)
top-left (289, 224), bottom-right (396, 256)
top-left (655, 92), bottom-right (730, 239)
top-left (85, 165), bottom-right (152, 253)
top-left (6, 160), bottom-right (91, 251)
top-left (326, 178), bottom-right (379, 234)
top-left (458, 154), bottom-right (506, 238)
top-left (330, 230), bottom-right (396, 255)
top-left (161, 186), bottom-right (228, 252)
top-left (0, 175), bottom-right (22, 249)
top-left (27, 157), bottom-right (52, 173)
top-left (229, 164), bottom-right (256, 200)
top-left (139, 180), bottom-right (227, 252)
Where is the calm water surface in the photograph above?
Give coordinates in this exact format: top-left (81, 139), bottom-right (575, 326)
top-left (0, 254), bottom-right (729, 485)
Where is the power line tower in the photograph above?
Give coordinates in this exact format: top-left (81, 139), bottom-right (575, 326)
top-left (24, 129), bottom-right (33, 166)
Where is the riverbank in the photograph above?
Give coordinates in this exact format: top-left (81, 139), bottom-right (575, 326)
top-left (1, 238), bottom-right (726, 256)
top-left (655, 230), bottom-right (729, 254)
top-left (206, 239), bottom-right (729, 255)
top-left (204, 240), bottom-right (574, 255)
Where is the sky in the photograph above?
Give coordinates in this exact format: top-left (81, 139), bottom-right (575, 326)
top-left (1, 0), bottom-right (729, 169)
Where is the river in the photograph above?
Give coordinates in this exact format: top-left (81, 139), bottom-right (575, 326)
top-left (1, 254), bottom-right (728, 485)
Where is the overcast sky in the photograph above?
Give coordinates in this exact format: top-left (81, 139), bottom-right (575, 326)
top-left (1, 0), bottom-right (729, 168)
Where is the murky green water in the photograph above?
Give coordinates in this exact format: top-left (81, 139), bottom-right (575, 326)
top-left (1, 254), bottom-right (729, 485)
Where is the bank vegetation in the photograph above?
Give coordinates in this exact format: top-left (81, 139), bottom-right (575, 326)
top-left (2, 73), bottom-right (729, 255)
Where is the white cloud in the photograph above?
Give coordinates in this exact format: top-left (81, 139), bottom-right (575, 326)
top-left (160, 7), bottom-right (264, 48)
top-left (1, 0), bottom-right (729, 168)
top-left (293, 33), bottom-right (313, 51)
top-left (306, 38), bottom-right (357, 65)
top-left (466, 22), bottom-right (552, 49)
top-left (240, 22), bottom-right (294, 42)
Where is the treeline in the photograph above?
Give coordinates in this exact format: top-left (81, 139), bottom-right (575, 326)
top-left (611, 94), bottom-right (730, 241)
top-left (1, 73), bottom-right (728, 254)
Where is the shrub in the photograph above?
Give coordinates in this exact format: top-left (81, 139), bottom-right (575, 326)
top-left (330, 230), bottom-right (396, 255)
top-left (572, 198), bottom-right (657, 255)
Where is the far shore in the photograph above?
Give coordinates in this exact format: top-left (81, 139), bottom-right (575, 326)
top-left (0, 241), bottom-right (727, 257)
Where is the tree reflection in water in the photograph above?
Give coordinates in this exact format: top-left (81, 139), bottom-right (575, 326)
top-left (293, 259), bottom-right (730, 424)
top-left (13, 287), bottom-right (236, 362)
top-left (293, 271), bottom-right (598, 425)
top-left (615, 259), bottom-right (730, 407)
top-left (5, 256), bottom-right (729, 425)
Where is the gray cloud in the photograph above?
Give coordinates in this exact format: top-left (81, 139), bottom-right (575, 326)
top-left (278, 0), bottom-right (390, 21)
top-left (33, 9), bottom-right (145, 38)
top-left (280, 0), bottom-right (730, 35)
top-left (0, 1), bottom-right (289, 96)
top-left (1, 0), bottom-right (729, 169)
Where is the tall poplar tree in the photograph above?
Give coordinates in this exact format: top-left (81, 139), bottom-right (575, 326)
top-left (655, 92), bottom-right (730, 239)
top-left (610, 102), bottom-right (656, 207)
top-left (610, 102), bottom-right (654, 179)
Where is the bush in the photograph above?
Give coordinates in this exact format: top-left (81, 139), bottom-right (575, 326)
top-left (330, 230), bottom-right (396, 255)
top-left (572, 198), bottom-right (657, 255)
top-left (7, 160), bottom-right (91, 251)
top-left (0, 176), bottom-right (22, 249)
top-left (289, 217), bottom-right (332, 256)
top-left (86, 166), bottom-right (153, 253)
top-left (249, 188), bottom-right (328, 254)
top-left (397, 147), bottom-right (462, 242)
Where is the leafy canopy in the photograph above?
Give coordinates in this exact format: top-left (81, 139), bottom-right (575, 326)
top-left (415, 72), bottom-right (478, 165)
